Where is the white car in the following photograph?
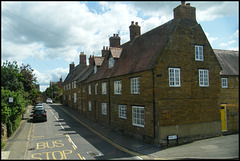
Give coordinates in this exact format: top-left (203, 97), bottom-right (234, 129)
top-left (46, 98), bottom-right (53, 104)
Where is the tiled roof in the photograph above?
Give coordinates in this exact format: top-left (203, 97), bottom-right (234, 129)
top-left (64, 64), bottom-right (88, 84)
top-left (86, 19), bottom-right (176, 83)
top-left (214, 49), bottom-right (239, 76)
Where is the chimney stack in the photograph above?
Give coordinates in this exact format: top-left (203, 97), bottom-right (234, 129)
top-left (174, 1), bottom-right (196, 22)
top-left (102, 46), bottom-right (109, 57)
top-left (89, 55), bottom-right (94, 66)
top-left (79, 52), bottom-right (86, 65)
top-left (109, 34), bottom-right (120, 47)
top-left (129, 21), bottom-right (141, 42)
top-left (69, 62), bottom-right (75, 72)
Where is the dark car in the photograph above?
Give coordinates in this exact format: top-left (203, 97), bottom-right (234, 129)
top-left (33, 108), bottom-right (47, 122)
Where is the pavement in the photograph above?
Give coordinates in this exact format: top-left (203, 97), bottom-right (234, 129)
top-left (1, 105), bottom-right (33, 160)
top-left (1, 103), bottom-right (239, 160)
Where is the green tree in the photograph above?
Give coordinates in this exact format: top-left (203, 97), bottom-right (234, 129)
top-left (1, 61), bottom-right (24, 92)
top-left (20, 64), bottom-right (38, 105)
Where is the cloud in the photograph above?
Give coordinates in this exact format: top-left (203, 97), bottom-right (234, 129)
top-left (33, 67), bottom-right (69, 92)
top-left (205, 32), bottom-right (218, 45)
top-left (219, 40), bottom-right (237, 48)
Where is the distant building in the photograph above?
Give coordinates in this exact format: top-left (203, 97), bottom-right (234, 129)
top-left (50, 77), bottom-right (63, 89)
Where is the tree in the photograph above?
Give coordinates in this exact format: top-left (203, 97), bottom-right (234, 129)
top-left (1, 61), bottom-right (24, 92)
top-left (20, 64), bottom-right (38, 105)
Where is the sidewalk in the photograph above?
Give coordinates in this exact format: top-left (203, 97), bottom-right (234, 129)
top-left (56, 103), bottom-right (239, 160)
top-left (1, 105), bottom-right (33, 160)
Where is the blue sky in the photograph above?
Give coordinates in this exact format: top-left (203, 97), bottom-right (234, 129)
top-left (1, 1), bottom-right (239, 92)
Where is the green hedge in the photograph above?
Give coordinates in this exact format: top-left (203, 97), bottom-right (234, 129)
top-left (1, 87), bottom-right (27, 137)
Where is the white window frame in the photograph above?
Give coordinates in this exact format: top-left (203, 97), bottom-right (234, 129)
top-left (222, 78), bottom-right (228, 88)
top-left (169, 68), bottom-right (181, 87)
top-left (95, 83), bottom-right (98, 95)
top-left (131, 77), bottom-right (140, 94)
top-left (74, 93), bottom-right (77, 103)
top-left (118, 105), bottom-right (127, 119)
top-left (102, 82), bottom-right (107, 94)
top-left (114, 80), bottom-right (122, 95)
top-left (88, 84), bottom-right (91, 95)
top-left (195, 45), bottom-right (204, 61)
top-left (199, 69), bottom-right (209, 87)
top-left (88, 101), bottom-right (92, 111)
top-left (101, 103), bottom-right (107, 115)
top-left (132, 106), bottom-right (144, 127)
top-left (109, 57), bottom-right (115, 68)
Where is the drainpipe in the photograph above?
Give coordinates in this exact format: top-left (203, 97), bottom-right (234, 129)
top-left (108, 78), bottom-right (111, 128)
top-left (151, 69), bottom-right (156, 140)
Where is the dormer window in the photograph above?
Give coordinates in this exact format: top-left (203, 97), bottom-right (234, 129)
top-left (94, 65), bottom-right (97, 73)
top-left (109, 57), bottom-right (115, 68)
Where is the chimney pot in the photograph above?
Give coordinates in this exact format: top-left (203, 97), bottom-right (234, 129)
top-left (186, 3), bottom-right (190, 6)
top-left (135, 22), bottom-right (138, 25)
top-left (131, 21), bottom-right (134, 25)
top-left (106, 46), bottom-right (108, 50)
top-left (181, 1), bottom-right (185, 5)
top-left (113, 34), bottom-right (115, 37)
top-left (103, 46), bottom-right (105, 50)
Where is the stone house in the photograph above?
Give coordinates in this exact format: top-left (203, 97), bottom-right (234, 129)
top-left (84, 2), bottom-right (223, 145)
top-left (214, 49), bottom-right (239, 134)
top-left (62, 2), bottom-right (239, 145)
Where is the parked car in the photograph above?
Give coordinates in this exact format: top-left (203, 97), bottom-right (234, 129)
top-left (46, 98), bottom-right (53, 104)
top-left (33, 108), bottom-right (47, 122)
top-left (34, 104), bottom-right (44, 111)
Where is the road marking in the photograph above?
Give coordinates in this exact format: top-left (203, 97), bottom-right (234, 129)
top-left (59, 123), bottom-right (65, 130)
top-left (72, 145), bottom-right (76, 150)
top-left (50, 109), bottom-right (54, 115)
top-left (65, 134), bottom-right (77, 149)
top-left (59, 106), bottom-right (148, 159)
top-left (77, 153), bottom-right (83, 160)
top-left (54, 116), bottom-right (59, 121)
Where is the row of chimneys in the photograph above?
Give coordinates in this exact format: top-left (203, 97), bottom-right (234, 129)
top-left (70, 2), bottom-right (196, 72)
top-left (70, 21), bottom-right (141, 72)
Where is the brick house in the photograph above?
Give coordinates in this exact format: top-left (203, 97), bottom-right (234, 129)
top-left (62, 2), bottom-right (238, 145)
top-left (214, 49), bottom-right (239, 134)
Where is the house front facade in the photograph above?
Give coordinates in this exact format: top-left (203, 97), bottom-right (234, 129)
top-left (62, 2), bottom-right (238, 146)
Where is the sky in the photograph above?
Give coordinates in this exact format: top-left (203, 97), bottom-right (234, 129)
top-left (1, 1), bottom-right (239, 92)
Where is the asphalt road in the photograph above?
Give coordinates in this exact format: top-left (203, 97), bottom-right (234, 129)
top-left (25, 103), bottom-right (140, 160)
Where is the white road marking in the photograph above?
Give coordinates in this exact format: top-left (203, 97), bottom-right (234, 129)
top-left (66, 134), bottom-right (77, 149)
top-left (59, 123), bottom-right (65, 130)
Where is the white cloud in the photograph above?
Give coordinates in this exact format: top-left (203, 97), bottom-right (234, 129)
top-left (33, 67), bottom-right (68, 92)
top-left (219, 40), bottom-right (236, 48)
top-left (205, 32), bottom-right (218, 45)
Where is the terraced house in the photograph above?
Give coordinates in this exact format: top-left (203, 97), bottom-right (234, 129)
top-left (63, 2), bottom-right (239, 145)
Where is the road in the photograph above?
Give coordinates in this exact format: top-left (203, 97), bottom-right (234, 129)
top-left (25, 103), bottom-right (140, 160)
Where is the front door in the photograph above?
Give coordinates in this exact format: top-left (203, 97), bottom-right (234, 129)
top-left (220, 104), bottom-right (227, 132)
